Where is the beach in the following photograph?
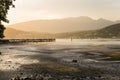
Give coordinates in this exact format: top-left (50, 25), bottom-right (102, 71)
top-left (0, 39), bottom-right (120, 80)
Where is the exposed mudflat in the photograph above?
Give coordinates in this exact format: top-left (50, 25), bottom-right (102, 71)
top-left (0, 39), bottom-right (120, 80)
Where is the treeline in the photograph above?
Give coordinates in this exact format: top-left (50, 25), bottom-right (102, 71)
top-left (54, 23), bottom-right (120, 39)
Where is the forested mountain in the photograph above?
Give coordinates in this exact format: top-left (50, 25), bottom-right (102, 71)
top-left (4, 28), bottom-right (54, 39)
top-left (5, 23), bottom-right (120, 39)
top-left (55, 23), bottom-right (120, 38)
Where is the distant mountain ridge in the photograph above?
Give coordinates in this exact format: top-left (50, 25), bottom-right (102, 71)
top-left (5, 23), bottom-right (120, 39)
top-left (7, 16), bottom-right (118, 33)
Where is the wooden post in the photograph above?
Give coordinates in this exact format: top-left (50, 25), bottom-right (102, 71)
top-left (0, 20), bottom-right (1, 39)
top-left (0, 20), bottom-right (1, 25)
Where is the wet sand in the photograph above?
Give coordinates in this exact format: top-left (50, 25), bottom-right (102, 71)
top-left (0, 40), bottom-right (120, 80)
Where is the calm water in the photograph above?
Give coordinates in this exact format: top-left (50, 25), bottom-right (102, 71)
top-left (1, 39), bottom-right (120, 55)
top-left (56, 39), bottom-right (120, 45)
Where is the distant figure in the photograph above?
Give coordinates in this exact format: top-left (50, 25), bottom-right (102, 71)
top-left (71, 37), bottom-right (73, 42)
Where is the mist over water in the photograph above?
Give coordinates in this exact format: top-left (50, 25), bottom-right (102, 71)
top-left (1, 39), bottom-right (120, 55)
top-left (56, 39), bottom-right (120, 45)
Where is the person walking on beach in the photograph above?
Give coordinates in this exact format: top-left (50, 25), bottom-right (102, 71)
top-left (71, 37), bottom-right (73, 42)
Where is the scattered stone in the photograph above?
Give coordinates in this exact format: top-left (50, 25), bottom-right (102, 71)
top-left (11, 73), bottom-right (119, 80)
top-left (0, 52), bottom-right (2, 55)
top-left (72, 59), bottom-right (78, 63)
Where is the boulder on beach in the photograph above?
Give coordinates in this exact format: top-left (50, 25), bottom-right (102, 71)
top-left (72, 59), bottom-right (78, 63)
top-left (0, 52), bottom-right (2, 55)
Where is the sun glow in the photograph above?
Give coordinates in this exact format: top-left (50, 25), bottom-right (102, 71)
top-left (6, 0), bottom-right (120, 24)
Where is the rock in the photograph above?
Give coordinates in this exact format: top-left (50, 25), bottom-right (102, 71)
top-left (0, 52), bottom-right (2, 55)
top-left (72, 59), bottom-right (78, 63)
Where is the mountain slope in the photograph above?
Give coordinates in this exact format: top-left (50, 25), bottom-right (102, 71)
top-left (4, 28), bottom-right (54, 39)
top-left (4, 28), bottom-right (28, 39)
top-left (55, 23), bottom-right (120, 38)
top-left (97, 23), bottom-right (120, 38)
top-left (7, 16), bottom-right (116, 33)
top-left (5, 23), bottom-right (120, 39)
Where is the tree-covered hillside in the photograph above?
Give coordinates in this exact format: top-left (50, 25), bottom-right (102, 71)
top-left (5, 23), bottom-right (120, 39)
top-left (55, 23), bottom-right (120, 39)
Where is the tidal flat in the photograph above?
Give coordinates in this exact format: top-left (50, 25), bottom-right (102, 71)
top-left (0, 39), bottom-right (120, 80)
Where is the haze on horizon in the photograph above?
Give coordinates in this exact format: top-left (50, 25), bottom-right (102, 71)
top-left (7, 0), bottom-right (120, 24)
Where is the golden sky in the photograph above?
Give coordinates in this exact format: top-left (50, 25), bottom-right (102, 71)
top-left (7, 0), bottom-right (120, 24)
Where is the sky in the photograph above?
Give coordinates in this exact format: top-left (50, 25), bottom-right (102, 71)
top-left (6, 0), bottom-right (120, 24)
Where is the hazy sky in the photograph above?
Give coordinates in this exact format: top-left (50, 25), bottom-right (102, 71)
top-left (7, 0), bottom-right (120, 24)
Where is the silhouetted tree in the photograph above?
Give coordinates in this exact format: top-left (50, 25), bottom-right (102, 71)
top-left (0, 0), bottom-right (15, 38)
